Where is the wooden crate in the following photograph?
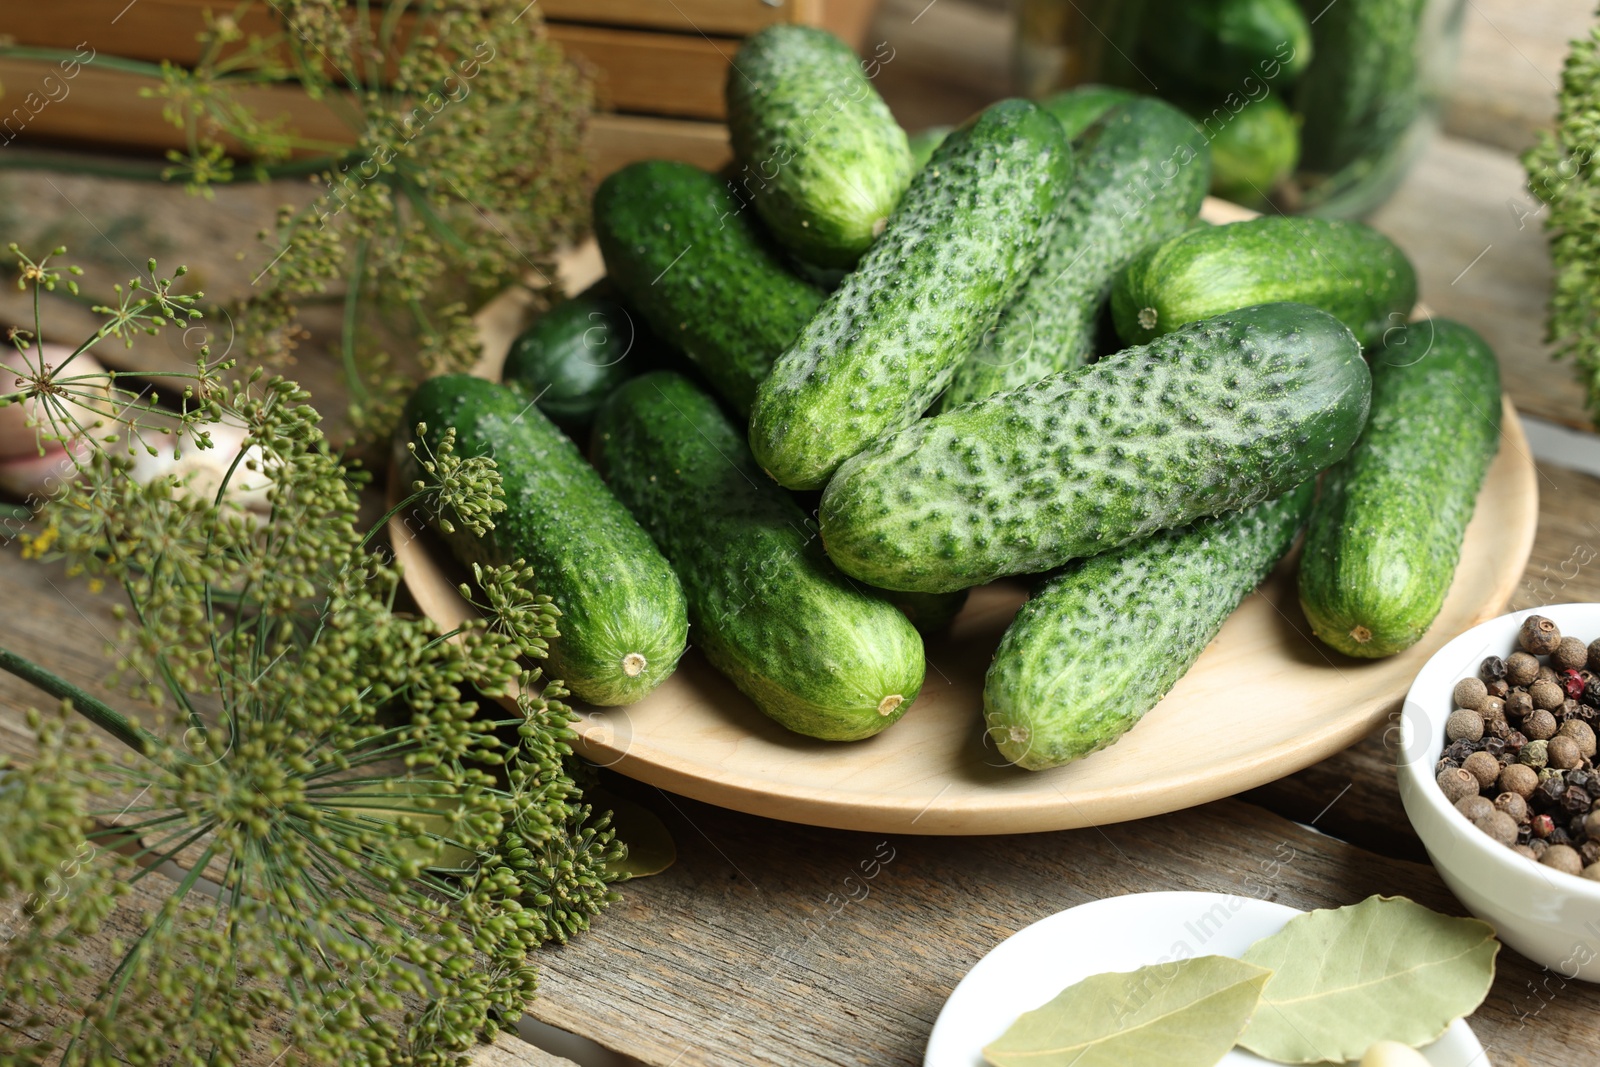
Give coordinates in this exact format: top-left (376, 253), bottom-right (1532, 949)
top-left (0, 0), bottom-right (880, 177)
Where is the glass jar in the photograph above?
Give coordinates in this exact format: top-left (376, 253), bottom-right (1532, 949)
top-left (1014, 0), bottom-right (1466, 217)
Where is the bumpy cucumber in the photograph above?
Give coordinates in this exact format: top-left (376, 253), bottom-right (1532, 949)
top-left (1187, 93), bottom-right (1299, 208)
top-left (592, 161), bottom-right (824, 417)
top-left (987, 482), bottom-right (1314, 770)
top-left (1111, 216), bottom-right (1417, 348)
top-left (1039, 84), bottom-right (1135, 141)
top-left (727, 26), bottom-right (913, 269)
top-left (749, 98), bottom-right (1071, 490)
top-left (592, 371), bottom-right (925, 741)
top-left (1294, 0), bottom-right (1426, 175)
top-left (1138, 0), bottom-right (1312, 90)
top-left (501, 282), bottom-right (655, 432)
top-left (402, 375), bottom-right (688, 706)
top-left (1298, 319), bottom-right (1502, 658)
top-left (819, 302), bottom-right (1369, 593)
top-left (941, 97), bottom-right (1209, 408)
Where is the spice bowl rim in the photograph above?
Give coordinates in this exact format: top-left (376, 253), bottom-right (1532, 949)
top-left (1398, 602), bottom-right (1600, 899)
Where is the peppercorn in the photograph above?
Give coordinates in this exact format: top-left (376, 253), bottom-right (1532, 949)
top-left (1589, 637), bottom-right (1600, 673)
top-left (1565, 669), bottom-right (1589, 702)
top-left (1584, 841), bottom-right (1600, 866)
top-left (1572, 767), bottom-right (1595, 791)
top-left (1552, 827), bottom-right (1575, 846)
top-left (1437, 766), bottom-right (1479, 804)
top-left (1550, 735), bottom-right (1584, 770)
top-left (1488, 679), bottom-right (1510, 700)
top-left (1572, 813), bottom-right (1590, 839)
top-left (1556, 636), bottom-right (1590, 671)
top-left (1533, 813), bottom-right (1559, 838)
top-left (1445, 737), bottom-right (1479, 763)
top-left (1446, 708), bottom-right (1485, 742)
top-left (1475, 809), bottom-right (1520, 847)
top-left (1505, 690), bottom-right (1534, 719)
top-left (1540, 766), bottom-right (1567, 783)
top-left (1544, 843), bottom-right (1585, 874)
top-left (1539, 665), bottom-right (1561, 686)
top-left (1515, 844), bottom-right (1541, 861)
top-left (1495, 792), bottom-right (1529, 822)
top-left (1453, 677), bottom-right (1489, 710)
top-left (1481, 654), bottom-right (1508, 681)
top-left (1585, 863), bottom-right (1600, 881)
top-left (1537, 774), bottom-right (1568, 807)
top-left (1479, 694), bottom-right (1506, 720)
top-left (1456, 795), bottom-right (1495, 821)
top-left (1561, 698), bottom-right (1582, 722)
top-left (1587, 677), bottom-right (1600, 707)
top-left (1531, 679), bottom-right (1565, 711)
top-left (1585, 811), bottom-right (1600, 840)
top-left (1522, 614), bottom-right (1562, 655)
top-left (1483, 735), bottom-right (1509, 758)
top-left (1500, 762), bottom-right (1539, 797)
top-left (1462, 750), bottom-right (1501, 788)
top-left (1560, 719), bottom-right (1597, 758)
top-left (1565, 785), bottom-right (1592, 815)
top-left (1531, 837), bottom-right (1551, 857)
top-left (1508, 651), bottom-right (1541, 686)
top-left (1505, 728), bottom-right (1529, 753)
top-left (1577, 704), bottom-right (1599, 725)
top-left (1526, 708), bottom-right (1559, 740)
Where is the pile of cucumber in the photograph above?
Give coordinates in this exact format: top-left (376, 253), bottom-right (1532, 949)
top-left (402, 25), bottom-right (1502, 771)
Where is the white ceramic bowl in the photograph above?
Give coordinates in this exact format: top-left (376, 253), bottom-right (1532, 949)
top-left (1397, 602), bottom-right (1600, 980)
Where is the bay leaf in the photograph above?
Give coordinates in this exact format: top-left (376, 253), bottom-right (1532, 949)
top-left (1238, 895), bottom-right (1498, 1064)
top-left (982, 955), bottom-right (1270, 1067)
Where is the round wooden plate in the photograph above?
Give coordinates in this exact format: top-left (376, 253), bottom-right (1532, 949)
top-left (391, 201), bottom-right (1539, 835)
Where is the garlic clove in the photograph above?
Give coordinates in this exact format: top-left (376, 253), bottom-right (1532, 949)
top-left (1358, 1040), bottom-right (1433, 1067)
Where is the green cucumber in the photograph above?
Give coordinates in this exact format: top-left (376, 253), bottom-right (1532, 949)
top-left (402, 375), bottom-right (688, 706)
top-left (819, 302), bottom-right (1369, 593)
top-left (907, 125), bottom-right (952, 171)
top-left (592, 371), bottom-right (925, 741)
top-left (749, 98), bottom-right (1072, 490)
top-left (986, 482), bottom-right (1314, 770)
top-left (941, 96), bottom-right (1209, 408)
top-left (1188, 93), bottom-right (1299, 208)
top-left (1138, 0), bottom-right (1312, 90)
top-left (592, 161), bottom-right (825, 417)
top-left (501, 283), bottom-right (655, 432)
top-left (727, 25), bottom-right (914, 269)
top-left (1298, 319), bottom-right (1502, 658)
top-left (1038, 84), bottom-right (1135, 141)
top-left (1294, 0), bottom-right (1426, 175)
top-left (1111, 216), bottom-right (1417, 348)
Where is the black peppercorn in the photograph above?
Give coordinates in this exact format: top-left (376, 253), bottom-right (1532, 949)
top-left (1488, 679), bottom-right (1511, 699)
top-left (1582, 840), bottom-right (1600, 866)
top-left (1550, 827), bottom-right (1574, 848)
top-left (1586, 677), bottom-right (1600, 707)
top-left (1539, 775), bottom-right (1569, 808)
top-left (1569, 767), bottom-right (1594, 792)
top-left (1483, 736), bottom-right (1508, 758)
top-left (1564, 785), bottom-right (1592, 815)
top-left (1446, 738), bottom-right (1480, 763)
top-left (1572, 814), bottom-right (1590, 839)
top-left (1481, 655), bottom-right (1508, 681)
top-left (1505, 729), bottom-right (1529, 754)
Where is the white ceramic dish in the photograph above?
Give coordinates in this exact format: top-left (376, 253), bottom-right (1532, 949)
top-left (1398, 602), bottom-right (1600, 981)
top-left (925, 891), bottom-right (1486, 1067)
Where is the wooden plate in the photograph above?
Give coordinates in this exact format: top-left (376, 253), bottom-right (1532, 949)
top-left (391, 201), bottom-right (1539, 835)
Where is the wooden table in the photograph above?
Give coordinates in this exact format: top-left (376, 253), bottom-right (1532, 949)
top-left (2, 1), bottom-right (1598, 1065)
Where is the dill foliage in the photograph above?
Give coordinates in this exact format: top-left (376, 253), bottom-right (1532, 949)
top-left (0, 250), bottom-right (621, 1066)
top-left (1525, 6), bottom-right (1600, 423)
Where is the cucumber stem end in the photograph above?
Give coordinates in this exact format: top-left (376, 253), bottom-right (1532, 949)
top-left (621, 652), bottom-right (648, 677)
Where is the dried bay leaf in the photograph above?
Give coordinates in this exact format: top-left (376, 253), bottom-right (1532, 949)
top-left (1238, 896), bottom-right (1498, 1064)
top-left (982, 955), bottom-right (1270, 1067)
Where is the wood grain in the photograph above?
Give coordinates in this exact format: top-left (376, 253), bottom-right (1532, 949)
top-left (526, 785), bottom-right (1600, 1066)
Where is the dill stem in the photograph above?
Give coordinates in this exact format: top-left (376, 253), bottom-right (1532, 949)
top-left (0, 644), bottom-right (158, 756)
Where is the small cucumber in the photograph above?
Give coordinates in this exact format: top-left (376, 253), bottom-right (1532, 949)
top-left (1138, 0), bottom-right (1312, 90)
top-left (941, 96), bottom-right (1209, 408)
top-left (727, 26), bottom-right (913, 268)
top-left (749, 98), bottom-right (1072, 490)
top-left (1298, 319), bottom-right (1502, 658)
top-left (501, 283), bottom-right (656, 432)
top-left (402, 375), bottom-right (688, 706)
top-left (592, 371), bottom-right (925, 741)
top-left (1294, 0), bottom-right (1426, 175)
top-left (1111, 216), bottom-right (1417, 348)
top-left (987, 482), bottom-right (1314, 770)
top-left (819, 302), bottom-right (1370, 593)
top-left (1038, 84), bottom-right (1135, 141)
top-left (1187, 93), bottom-right (1299, 208)
top-left (592, 161), bottom-right (825, 417)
